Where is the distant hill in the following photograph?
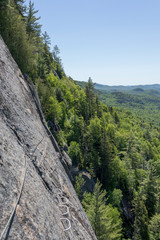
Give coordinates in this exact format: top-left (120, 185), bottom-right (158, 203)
top-left (75, 81), bottom-right (160, 92)
top-left (95, 87), bottom-right (160, 125)
top-left (94, 83), bottom-right (160, 92)
top-left (75, 81), bottom-right (160, 125)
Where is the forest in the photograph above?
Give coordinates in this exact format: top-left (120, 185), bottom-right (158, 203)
top-left (95, 87), bottom-right (160, 127)
top-left (76, 81), bottom-right (160, 126)
top-left (0, 1), bottom-right (160, 239)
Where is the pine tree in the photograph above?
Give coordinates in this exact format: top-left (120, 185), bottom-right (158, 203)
top-left (14, 0), bottom-right (26, 16)
top-left (145, 174), bottom-right (156, 218)
top-left (52, 45), bottom-right (64, 78)
top-left (82, 180), bottom-right (122, 240)
top-left (86, 117), bottom-right (101, 173)
top-left (42, 31), bottom-right (51, 46)
top-left (99, 125), bottom-right (112, 189)
top-left (52, 45), bottom-right (60, 62)
top-left (85, 77), bottom-right (96, 121)
top-left (25, 1), bottom-right (41, 40)
top-left (149, 214), bottom-right (160, 240)
top-left (42, 32), bottom-right (53, 75)
top-left (133, 195), bottom-right (150, 240)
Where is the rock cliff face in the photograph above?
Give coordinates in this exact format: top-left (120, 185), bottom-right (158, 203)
top-left (0, 36), bottom-right (97, 240)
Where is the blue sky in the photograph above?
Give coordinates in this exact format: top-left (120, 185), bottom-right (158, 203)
top-left (26, 0), bottom-right (160, 85)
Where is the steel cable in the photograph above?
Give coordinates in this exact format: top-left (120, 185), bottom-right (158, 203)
top-left (0, 155), bottom-right (27, 240)
top-left (0, 136), bottom-right (44, 240)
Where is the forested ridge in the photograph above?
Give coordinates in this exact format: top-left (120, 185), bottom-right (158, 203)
top-left (1, 1), bottom-right (160, 239)
top-left (95, 90), bottom-right (160, 127)
top-left (75, 81), bottom-right (160, 126)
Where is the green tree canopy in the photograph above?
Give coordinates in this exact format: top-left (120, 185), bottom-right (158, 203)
top-left (82, 180), bottom-right (122, 240)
